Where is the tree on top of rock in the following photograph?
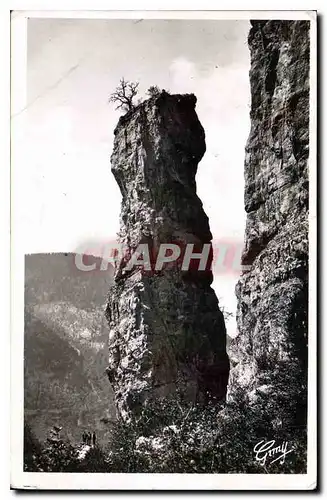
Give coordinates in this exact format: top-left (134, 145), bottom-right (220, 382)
top-left (109, 78), bottom-right (139, 112)
top-left (147, 85), bottom-right (161, 98)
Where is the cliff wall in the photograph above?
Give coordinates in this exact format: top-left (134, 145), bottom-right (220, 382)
top-left (230, 21), bottom-right (310, 429)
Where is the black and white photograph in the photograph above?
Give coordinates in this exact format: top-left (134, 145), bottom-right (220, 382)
top-left (10, 8), bottom-right (317, 490)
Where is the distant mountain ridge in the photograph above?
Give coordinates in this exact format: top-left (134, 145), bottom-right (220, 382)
top-left (25, 252), bottom-right (114, 310)
top-left (24, 252), bottom-right (116, 445)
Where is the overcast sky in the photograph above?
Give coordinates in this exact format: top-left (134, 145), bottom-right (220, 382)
top-left (24, 18), bottom-right (251, 336)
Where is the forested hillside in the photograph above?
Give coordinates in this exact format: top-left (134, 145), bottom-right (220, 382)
top-left (24, 253), bottom-right (116, 445)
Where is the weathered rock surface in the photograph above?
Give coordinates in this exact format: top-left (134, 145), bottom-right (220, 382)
top-left (106, 92), bottom-right (229, 419)
top-left (230, 21), bottom-right (309, 426)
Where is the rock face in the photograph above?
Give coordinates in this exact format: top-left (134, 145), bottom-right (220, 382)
top-left (106, 92), bottom-right (229, 419)
top-left (230, 20), bottom-right (309, 425)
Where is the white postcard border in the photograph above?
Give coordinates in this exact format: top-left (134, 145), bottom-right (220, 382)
top-left (10, 8), bottom-right (317, 491)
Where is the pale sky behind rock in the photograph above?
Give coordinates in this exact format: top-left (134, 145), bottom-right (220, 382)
top-left (24, 18), bottom-right (251, 336)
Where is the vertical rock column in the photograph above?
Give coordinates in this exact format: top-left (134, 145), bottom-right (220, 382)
top-left (231, 21), bottom-right (310, 426)
top-left (106, 92), bottom-right (229, 419)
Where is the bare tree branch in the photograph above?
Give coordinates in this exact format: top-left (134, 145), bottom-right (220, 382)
top-left (109, 77), bottom-right (140, 112)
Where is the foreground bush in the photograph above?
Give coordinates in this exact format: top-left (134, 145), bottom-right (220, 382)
top-left (24, 422), bottom-right (108, 472)
top-left (24, 368), bottom-right (306, 474)
top-left (106, 379), bottom-right (306, 474)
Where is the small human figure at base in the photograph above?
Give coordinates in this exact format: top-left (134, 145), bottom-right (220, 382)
top-left (92, 431), bottom-right (96, 447)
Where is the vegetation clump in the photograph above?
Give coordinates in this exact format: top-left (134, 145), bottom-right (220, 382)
top-left (24, 371), bottom-right (306, 474)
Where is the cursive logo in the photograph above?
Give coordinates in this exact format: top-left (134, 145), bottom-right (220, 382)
top-left (253, 440), bottom-right (295, 466)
